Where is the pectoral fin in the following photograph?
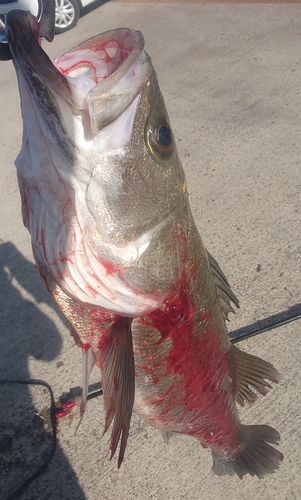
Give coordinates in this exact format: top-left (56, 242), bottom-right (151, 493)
top-left (230, 345), bottom-right (280, 406)
top-left (207, 250), bottom-right (239, 320)
top-left (101, 316), bottom-right (135, 468)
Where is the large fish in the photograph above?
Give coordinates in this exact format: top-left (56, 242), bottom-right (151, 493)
top-left (6, 11), bottom-right (283, 477)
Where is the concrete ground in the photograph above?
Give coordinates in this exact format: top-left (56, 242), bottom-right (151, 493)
top-left (0, 1), bottom-right (301, 499)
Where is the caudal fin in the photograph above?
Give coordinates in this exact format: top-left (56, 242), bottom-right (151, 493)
top-left (212, 425), bottom-right (283, 479)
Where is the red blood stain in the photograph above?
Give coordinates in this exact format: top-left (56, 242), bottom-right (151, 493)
top-left (144, 275), bottom-right (193, 341)
top-left (200, 312), bottom-right (212, 324)
top-left (97, 257), bottom-right (126, 277)
top-left (99, 258), bottom-right (117, 276)
top-left (85, 284), bottom-right (98, 299)
top-left (61, 60), bottom-right (98, 83)
top-left (59, 254), bottom-right (73, 264)
top-left (142, 273), bottom-right (239, 451)
top-left (59, 38), bottom-right (134, 85)
top-left (55, 399), bottom-right (77, 419)
top-left (81, 342), bottom-right (90, 353)
top-left (70, 326), bottom-right (90, 351)
top-left (90, 308), bottom-right (114, 323)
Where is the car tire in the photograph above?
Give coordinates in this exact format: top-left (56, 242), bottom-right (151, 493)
top-left (55, 0), bottom-right (80, 34)
top-left (0, 43), bottom-right (12, 61)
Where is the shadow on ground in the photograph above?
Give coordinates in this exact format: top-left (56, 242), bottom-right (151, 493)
top-left (0, 241), bottom-right (86, 500)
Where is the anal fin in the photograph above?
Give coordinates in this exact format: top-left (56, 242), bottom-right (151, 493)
top-left (101, 316), bottom-right (135, 468)
top-left (230, 345), bottom-right (280, 406)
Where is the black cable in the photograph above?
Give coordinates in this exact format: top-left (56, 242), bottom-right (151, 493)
top-left (229, 303), bottom-right (301, 344)
top-left (0, 379), bottom-right (57, 500)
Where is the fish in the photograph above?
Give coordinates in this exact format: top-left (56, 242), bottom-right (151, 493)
top-left (6, 10), bottom-right (283, 477)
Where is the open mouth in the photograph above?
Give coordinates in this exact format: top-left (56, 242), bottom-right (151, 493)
top-left (53, 28), bottom-right (147, 115)
top-left (55, 30), bottom-right (142, 91)
top-left (6, 11), bottom-right (150, 131)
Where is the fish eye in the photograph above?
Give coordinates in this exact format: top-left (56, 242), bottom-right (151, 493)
top-left (148, 117), bottom-right (173, 159)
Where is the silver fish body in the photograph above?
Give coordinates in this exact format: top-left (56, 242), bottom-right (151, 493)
top-left (7, 11), bottom-right (283, 477)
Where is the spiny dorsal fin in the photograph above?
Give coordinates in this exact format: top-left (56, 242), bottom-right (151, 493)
top-left (101, 317), bottom-right (135, 468)
top-left (230, 344), bottom-right (280, 407)
top-left (207, 250), bottom-right (239, 320)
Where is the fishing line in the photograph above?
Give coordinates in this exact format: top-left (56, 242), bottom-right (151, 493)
top-left (1, 304), bottom-right (300, 498)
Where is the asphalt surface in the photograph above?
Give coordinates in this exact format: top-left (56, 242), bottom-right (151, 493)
top-left (0, 2), bottom-right (301, 499)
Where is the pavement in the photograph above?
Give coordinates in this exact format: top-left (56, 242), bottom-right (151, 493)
top-left (0, 1), bottom-right (301, 499)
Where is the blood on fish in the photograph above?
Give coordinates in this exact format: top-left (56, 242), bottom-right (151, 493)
top-left (145, 275), bottom-right (192, 341)
top-left (58, 38), bottom-right (134, 85)
top-left (142, 272), bottom-right (239, 450)
top-left (59, 255), bottom-right (73, 264)
top-left (85, 284), bottom-right (98, 299)
top-left (90, 308), bottom-right (114, 323)
top-left (97, 257), bottom-right (125, 276)
top-left (200, 312), bottom-right (212, 324)
top-left (81, 342), bottom-right (91, 352)
top-left (61, 60), bottom-right (98, 84)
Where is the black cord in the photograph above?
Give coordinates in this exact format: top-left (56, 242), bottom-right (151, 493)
top-left (0, 379), bottom-right (57, 500)
top-left (229, 303), bottom-right (301, 343)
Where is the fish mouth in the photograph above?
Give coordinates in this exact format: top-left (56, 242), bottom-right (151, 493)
top-left (6, 10), bottom-right (150, 133)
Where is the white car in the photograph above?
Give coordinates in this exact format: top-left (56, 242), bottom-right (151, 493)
top-left (0, 0), bottom-right (96, 42)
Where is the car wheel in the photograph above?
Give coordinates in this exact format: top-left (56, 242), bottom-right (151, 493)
top-left (55, 0), bottom-right (80, 34)
top-left (0, 43), bottom-right (12, 61)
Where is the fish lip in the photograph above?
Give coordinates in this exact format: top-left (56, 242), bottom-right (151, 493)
top-left (6, 10), bottom-right (74, 106)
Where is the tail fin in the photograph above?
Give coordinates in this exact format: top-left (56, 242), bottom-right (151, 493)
top-left (212, 425), bottom-right (283, 479)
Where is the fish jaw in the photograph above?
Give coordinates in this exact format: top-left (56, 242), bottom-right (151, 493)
top-left (7, 12), bottom-right (188, 316)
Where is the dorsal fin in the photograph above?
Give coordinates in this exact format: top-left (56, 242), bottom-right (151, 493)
top-left (207, 250), bottom-right (239, 320)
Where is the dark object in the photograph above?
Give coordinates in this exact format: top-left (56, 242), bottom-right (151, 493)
top-left (39, 0), bottom-right (55, 41)
top-left (0, 41), bottom-right (11, 59)
top-left (0, 379), bottom-right (56, 500)
top-left (229, 303), bottom-right (301, 344)
top-left (0, 0), bottom-right (55, 60)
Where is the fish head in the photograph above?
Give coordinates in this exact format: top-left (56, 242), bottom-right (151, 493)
top-left (7, 12), bottom-right (189, 315)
